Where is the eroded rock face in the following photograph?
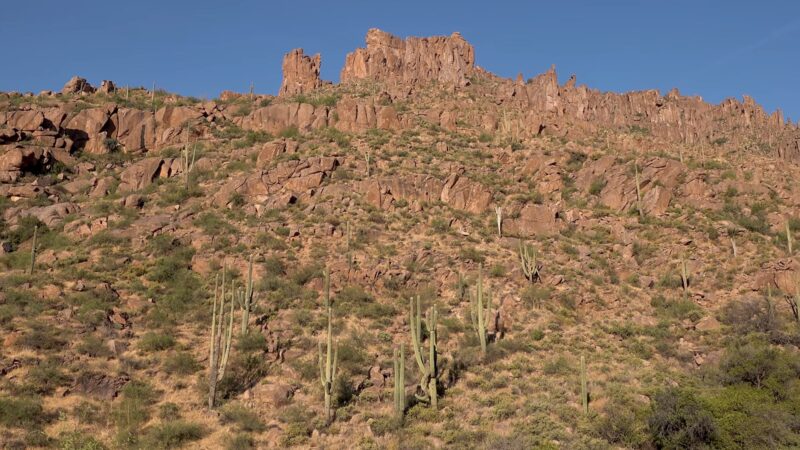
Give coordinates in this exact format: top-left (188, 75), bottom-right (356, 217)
top-left (279, 49), bottom-right (322, 97)
top-left (361, 173), bottom-right (492, 214)
top-left (340, 28), bottom-right (475, 88)
top-left (575, 155), bottom-right (683, 216)
top-left (119, 157), bottom-right (183, 192)
top-left (62, 76), bottom-right (95, 95)
top-left (213, 156), bottom-right (340, 207)
top-left (0, 146), bottom-right (50, 182)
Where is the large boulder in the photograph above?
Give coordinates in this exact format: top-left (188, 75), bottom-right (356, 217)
top-left (0, 146), bottom-right (50, 183)
top-left (503, 203), bottom-right (563, 237)
top-left (115, 108), bottom-right (156, 152)
top-left (62, 76), bottom-right (96, 95)
top-left (119, 157), bottom-right (182, 192)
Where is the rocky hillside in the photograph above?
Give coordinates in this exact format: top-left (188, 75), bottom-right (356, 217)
top-left (1, 29), bottom-right (800, 449)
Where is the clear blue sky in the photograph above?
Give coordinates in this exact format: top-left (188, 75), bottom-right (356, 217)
top-left (2, 0), bottom-right (798, 121)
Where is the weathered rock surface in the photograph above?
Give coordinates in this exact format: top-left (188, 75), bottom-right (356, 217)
top-left (341, 29), bottom-right (475, 88)
top-left (279, 48), bottom-right (322, 97)
top-left (361, 172), bottom-right (492, 214)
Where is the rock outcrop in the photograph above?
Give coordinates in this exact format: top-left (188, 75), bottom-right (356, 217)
top-left (340, 28), bottom-right (475, 88)
top-left (62, 76), bottom-right (95, 95)
top-left (279, 49), bottom-right (322, 97)
top-left (361, 172), bottom-right (492, 214)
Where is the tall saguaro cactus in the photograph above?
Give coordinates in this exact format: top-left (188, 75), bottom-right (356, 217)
top-left (240, 254), bottom-right (255, 336)
top-left (580, 355), bottom-right (589, 414)
top-left (495, 206), bottom-right (503, 238)
top-left (29, 225), bottom-right (38, 275)
top-left (393, 343), bottom-right (406, 420)
top-left (519, 241), bottom-right (541, 283)
top-left (680, 257), bottom-right (689, 296)
top-left (787, 222), bottom-right (793, 255)
top-left (634, 162), bottom-right (644, 218)
top-left (208, 271), bottom-right (235, 409)
top-left (318, 268), bottom-right (338, 423)
top-left (470, 265), bottom-right (492, 354)
top-left (409, 296), bottom-right (438, 409)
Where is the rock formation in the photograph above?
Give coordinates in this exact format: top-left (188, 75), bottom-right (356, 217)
top-left (278, 48), bottom-right (322, 97)
top-left (340, 28), bottom-right (475, 88)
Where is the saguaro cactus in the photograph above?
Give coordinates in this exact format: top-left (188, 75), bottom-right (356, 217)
top-left (318, 268), bottom-right (338, 423)
top-left (787, 222), bottom-right (793, 255)
top-left (393, 343), bottom-right (406, 421)
top-left (495, 206), bottom-right (503, 237)
top-left (240, 254), bottom-right (255, 336)
top-left (182, 141), bottom-right (196, 188)
top-left (470, 265), bottom-right (492, 354)
top-left (409, 296), bottom-right (438, 409)
top-left (519, 241), bottom-right (541, 283)
top-left (208, 271), bottom-right (235, 409)
top-left (634, 162), bottom-right (643, 218)
top-left (580, 355), bottom-right (589, 414)
top-left (680, 257), bottom-right (689, 295)
top-left (29, 225), bottom-right (38, 275)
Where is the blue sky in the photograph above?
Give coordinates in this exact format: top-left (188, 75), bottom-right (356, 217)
top-left (2, 1), bottom-right (798, 121)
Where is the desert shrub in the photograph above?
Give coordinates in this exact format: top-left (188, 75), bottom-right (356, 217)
top-left (138, 332), bottom-right (176, 352)
top-left (18, 323), bottom-right (67, 350)
top-left (78, 335), bottom-right (113, 358)
top-left (459, 246), bottom-right (485, 263)
top-left (215, 354), bottom-right (269, 402)
top-left (648, 387), bottom-right (717, 449)
top-left (158, 403), bottom-right (181, 421)
top-left (220, 402), bottom-right (265, 432)
top-left (279, 405), bottom-right (321, 446)
top-left (703, 384), bottom-right (796, 449)
top-left (21, 359), bottom-right (71, 395)
top-left (650, 295), bottom-right (702, 321)
top-left (720, 296), bottom-right (779, 335)
top-left (593, 397), bottom-right (648, 447)
top-left (163, 352), bottom-right (200, 376)
top-left (113, 381), bottom-right (159, 445)
top-left (226, 433), bottom-right (256, 450)
top-left (58, 431), bottom-right (108, 450)
top-left (521, 285), bottom-right (551, 308)
top-left (140, 421), bottom-right (205, 449)
top-left (0, 396), bottom-right (51, 429)
top-left (717, 337), bottom-right (800, 396)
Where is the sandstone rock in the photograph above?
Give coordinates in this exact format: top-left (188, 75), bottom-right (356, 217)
top-left (361, 173), bottom-right (492, 214)
top-left (24, 202), bottom-right (80, 227)
top-left (115, 108), bottom-right (156, 152)
top-left (503, 203), bottom-right (563, 237)
top-left (695, 316), bottom-right (721, 332)
top-left (279, 49), bottom-right (322, 97)
top-left (71, 372), bottom-right (129, 399)
top-left (119, 157), bottom-right (181, 192)
top-left (341, 29), bottom-right (475, 88)
top-left (0, 146), bottom-right (50, 182)
top-left (98, 80), bottom-right (116, 93)
top-left (62, 76), bottom-right (95, 95)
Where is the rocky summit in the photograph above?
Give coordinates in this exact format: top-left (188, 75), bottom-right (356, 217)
top-left (1, 28), bottom-right (800, 449)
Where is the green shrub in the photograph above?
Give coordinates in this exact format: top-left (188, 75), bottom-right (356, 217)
top-left (163, 352), bottom-right (200, 376)
top-left (140, 421), bottom-right (205, 449)
top-left (58, 431), bottom-right (108, 450)
top-left (648, 387), bottom-right (717, 449)
top-left (220, 403), bottom-right (265, 432)
top-left (138, 332), bottom-right (176, 352)
top-left (0, 396), bottom-right (51, 429)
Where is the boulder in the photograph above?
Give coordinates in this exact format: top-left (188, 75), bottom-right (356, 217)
top-left (503, 203), bottom-right (563, 237)
top-left (62, 76), bottom-right (95, 95)
top-left (0, 146), bottom-right (50, 182)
